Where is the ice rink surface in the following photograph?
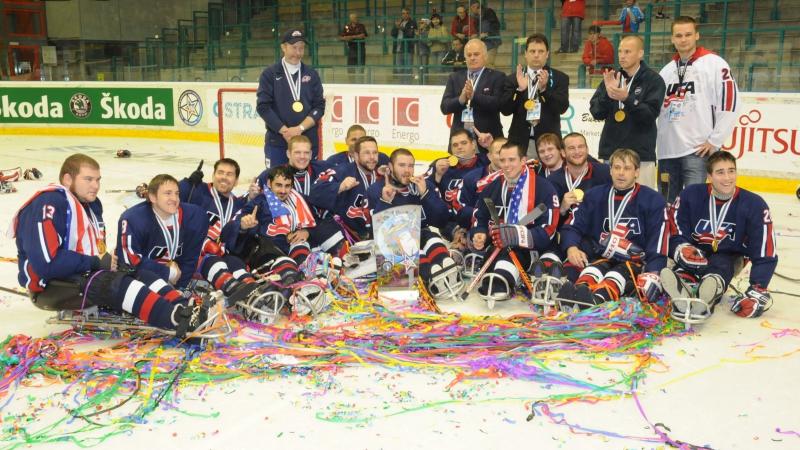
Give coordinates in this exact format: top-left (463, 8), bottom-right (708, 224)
top-left (0, 135), bottom-right (798, 449)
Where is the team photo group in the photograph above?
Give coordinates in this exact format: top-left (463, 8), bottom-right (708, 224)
top-left (12, 15), bottom-right (778, 340)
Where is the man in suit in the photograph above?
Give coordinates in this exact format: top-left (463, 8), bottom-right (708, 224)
top-left (502, 33), bottom-right (570, 159)
top-left (440, 38), bottom-right (506, 151)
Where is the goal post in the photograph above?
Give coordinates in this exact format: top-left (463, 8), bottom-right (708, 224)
top-left (216, 87), bottom-right (324, 178)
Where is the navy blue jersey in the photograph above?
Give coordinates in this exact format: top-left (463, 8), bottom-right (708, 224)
top-left (237, 190), bottom-right (317, 255)
top-left (256, 61), bottom-right (325, 157)
top-left (179, 180), bottom-right (247, 254)
top-left (326, 151), bottom-right (390, 169)
top-left (473, 166), bottom-right (560, 252)
top-left (455, 164), bottom-right (493, 229)
top-left (309, 162), bottom-right (382, 237)
top-left (547, 162), bottom-right (612, 223)
top-left (117, 202), bottom-right (208, 288)
top-left (425, 154), bottom-right (490, 215)
top-left (256, 160), bottom-right (331, 214)
top-left (13, 187), bottom-right (105, 292)
top-left (561, 183), bottom-right (669, 273)
top-left (669, 184), bottom-right (777, 287)
top-left (367, 178), bottom-right (449, 230)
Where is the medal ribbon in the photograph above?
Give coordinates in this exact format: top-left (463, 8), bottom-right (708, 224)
top-left (155, 211), bottom-right (180, 260)
top-left (617, 65), bottom-right (640, 111)
top-left (607, 187), bottom-right (635, 232)
top-left (282, 59), bottom-right (302, 104)
top-left (565, 166), bottom-right (588, 192)
top-left (708, 194), bottom-right (733, 248)
top-left (210, 185), bottom-right (234, 227)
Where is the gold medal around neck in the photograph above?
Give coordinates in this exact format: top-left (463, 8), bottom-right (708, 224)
top-left (712, 239), bottom-right (719, 252)
top-left (524, 99), bottom-right (536, 110)
top-left (573, 188), bottom-right (584, 202)
top-left (448, 155), bottom-right (459, 167)
top-left (292, 101), bottom-right (304, 113)
top-left (614, 110), bottom-right (626, 122)
top-left (97, 240), bottom-right (107, 255)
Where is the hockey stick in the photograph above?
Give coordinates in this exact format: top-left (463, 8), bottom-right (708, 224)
top-left (484, 198), bottom-right (538, 295)
top-left (459, 202), bottom-right (547, 300)
top-left (0, 285), bottom-right (27, 297)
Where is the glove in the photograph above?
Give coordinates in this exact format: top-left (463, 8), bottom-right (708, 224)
top-left (188, 168), bottom-right (204, 186)
top-left (731, 285), bottom-right (772, 318)
top-left (598, 226), bottom-right (643, 262)
top-left (116, 149), bottom-right (131, 158)
top-left (636, 272), bottom-right (662, 302)
top-left (489, 223), bottom-right (534, 249)
top-left (23, 168), bottom-right (43, 180)
top-left (202, 238), bottom-right (224, 256)
top-left (674, 243), bottom-right (708, 271)
top-left (90, 253), bottom-right (113, 271)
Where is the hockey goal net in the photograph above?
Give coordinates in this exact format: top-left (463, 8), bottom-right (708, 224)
top-left (217, 88), bottom-right (323, 180)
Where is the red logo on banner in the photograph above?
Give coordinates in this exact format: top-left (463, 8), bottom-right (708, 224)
top-left (393, 97), bottom-right (419, 127)
top-left (357, 96), bottom-right (380, 124)
top-left (331, 96), bottom-right (343, 123)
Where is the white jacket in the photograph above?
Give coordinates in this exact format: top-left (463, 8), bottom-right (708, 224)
top-left (656, 47), bottom-right (739, 160)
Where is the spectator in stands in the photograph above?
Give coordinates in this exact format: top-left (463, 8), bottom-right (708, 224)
top-left (451, 5), bottom-right (477, 41)
top-left (428, 14), bottom-right (450, 72)
top-left (582, 25), bottom-right (614, 75)
top-left (391, 8), bottom-right (417, 77)
top-left (340, 13), bottom-right (368, 72)
top-left (256, 29), bottom-right (324, 167)
top-left (502, 33), bottom-right (570, 159)
top-left (656, 16), bottom-right (739, 202)
top-left (441, 37), bottom-right (467, 71)
top-left (440, 38), bottom-right (506, 151)
top-left (558, 0), bottom-right (586, 53)
top-left (470, 1), bottom-right (502, 68)
top-left (589, 34), bottom-right (664, 189)
top-left (620, 0), bottom-right (645, 33)
top-left (417, 18), bottom-right (431, 81)
top-left (654, 0), bottom-right (670, 19)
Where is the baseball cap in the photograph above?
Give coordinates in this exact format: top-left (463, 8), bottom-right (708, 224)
top-left (282, 29), bottom-right (307, 44)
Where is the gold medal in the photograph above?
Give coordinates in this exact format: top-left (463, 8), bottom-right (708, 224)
top-left (614, 110), bottom-right (626, 122)
top-left (712, 239), bottom-right (718, 252)
top-left (524, 99), bottom-right (536, 110)
top-left (574, 188), bottom-right (584, 202)
top-left (448, 155), bottom-right (459, 167)
top-left (97, 240), bottom-right (107, 255)
top-left (292, 101), bottom-right (304, 113)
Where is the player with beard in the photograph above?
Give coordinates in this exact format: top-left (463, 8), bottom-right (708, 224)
top-left (310, 136), bottom-right (383, 241)
top-left (557, 149), bottom-right (669, 309)
top-left (546, 132), bottom-right (611, 224)
top-left (254, 135), bottom-right (345, 256)
top-left (234, 165), bottom-right (331, 317)
top-left (368, 149), bottom-right (463, 300)
top-left (12, 155), bottom-right (215, 337)
top-left (661, 151), bottom-right (777, 322)
top-left (470, 142), bottom-right (560, 303)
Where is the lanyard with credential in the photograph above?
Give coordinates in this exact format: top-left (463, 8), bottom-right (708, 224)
top-left (467, 68), bottom-right (485, 108)
top-left (155, 212), bottom-right (180, 260)
top-left (708, 194), bottom-right (733, 252)
top-left (210, 185), bottom-right (234, 227)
